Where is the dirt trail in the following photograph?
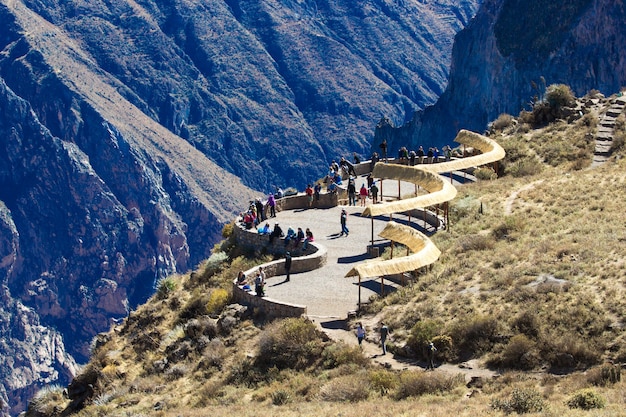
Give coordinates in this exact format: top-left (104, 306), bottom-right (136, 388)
top-left (504, 180), bottom-right (543, 215)
top-left (316, 319), bottom-right (498, 382)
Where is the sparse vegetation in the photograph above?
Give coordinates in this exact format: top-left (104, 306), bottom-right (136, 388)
top-left (24, 92), bottom-right (626, 417)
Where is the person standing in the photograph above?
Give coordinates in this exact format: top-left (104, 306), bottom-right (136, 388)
top-left (380, 322), bottom-right (389, 355)
top-left (356, 323), bottom-right (366, 347)
top-left (284, 251), bottom-right (292, 282)
top-left (359, 183), bottom-right (368, 206)
top-left (426, 341), bottom-right (437, 370)
top-left (347, 179), bottom-right (356, 206)
top-left (254, 269), bottom-right (265, 297)
top-left (267, 193), bottom-right (276, 218)
top-left (370, 181), bottom-right (379, 204)
top-left (305, 184), bottom-right (314, 208)
top-left (379, 139), bottom-right (388, 162)
top-left (340, 209), bottom-right (349, 236)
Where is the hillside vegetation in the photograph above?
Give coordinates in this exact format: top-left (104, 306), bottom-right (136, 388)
top-left (26, 92), bottom-right (626, 417)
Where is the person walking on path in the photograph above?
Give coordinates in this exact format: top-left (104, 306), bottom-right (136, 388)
top-left (380, 322), bottom-right (389, 355)
top-left (284, 251), bottom-right (292, 282)
top-left (340, 209), bottom-right (349, 236)
top-left (356, 323), bottom-right (365, 347)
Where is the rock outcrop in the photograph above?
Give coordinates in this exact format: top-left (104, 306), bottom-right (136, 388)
top-left (377, 0), bottom-right (626, 151)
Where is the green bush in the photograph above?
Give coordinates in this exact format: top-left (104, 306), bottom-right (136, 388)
top-left (450, 314), bottom-right (501, 357)
top-left (505, 157), bottom-right (543, 177)
top-left (491, 387), bottom-right (546, 414)
top-left (395, 371), bottom-right (464, 399)
top-left (368, 369), bottom-right (399, 395)
top-left (156, 277), bottom-right (177, 299)
top-left (257, 318), bottom-right (325, 370)
top-left (322, 342), bottom-right (369, 368)
top-left (206, 288), bottom-right (230, 315)
top-left (408, 319), bottom-right (440, 356)
top-left (566, 389), bottom-right (605, 410)
top-left (546, 84), bottom-right (575, 110)
top-left (474, 167), bottom-right (497, 181)
top-left (494, 334), bottom-right (540, 370)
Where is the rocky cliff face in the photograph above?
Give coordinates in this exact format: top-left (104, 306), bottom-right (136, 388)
top-left (0, 0), bottom-right (481, 414)
top-left (377, 0), bottom-right (626, 151)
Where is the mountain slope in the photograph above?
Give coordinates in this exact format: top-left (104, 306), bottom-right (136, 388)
top-left (377, 0), bottom-right (626, 151)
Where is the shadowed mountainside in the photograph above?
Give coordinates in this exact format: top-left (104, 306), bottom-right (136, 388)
top-left (376, 0), bottom-right (626, 151)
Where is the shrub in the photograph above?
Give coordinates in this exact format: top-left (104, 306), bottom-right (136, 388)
top-left (156, 277), bottom-right (177, 299)
top-left (257, 318), bottom-right (325, 370)
top-left (505, 157), bottom-right (543, 177)
top-left (395, 371), bottom-right (464, 399)
top-left (492, 216), bottom-right (525, 241)
top-left (178, 293), bottom-right (209, 322)
top-left (222, 221), bottom-right (235, 238)
top-left (587, 364), bottom-right (622, 386)
top-left (546, 84), bottom-right (575, 110)
top-left (408, 319), bottom-right (440, 356)
top-left (450, 314), bottom-right (501, 357)
top-left (322, 342), bottom-right (369, 368)
top-left (319, 374), bottom-right (369, 402)
top-left (491, 113), bottom-right (515, 131)
top-left (566, 389), bottom-right (605, 410)
top-left (494, 334), bottom-right (540, 370)
top-left (456, 234), bottom-right (495, 253)
top-left (491, 387), bottom-right (546, 414)
top-left (368, 369), bottom-right (399, 395)
top-left (510, 311), bottom-right (540, 338)
top-left (206, 288), bottom-right (230, 315)
top-left (474, 167), bottom-right (497, 180)
top-left (271, 389), bottom-right (292, 405)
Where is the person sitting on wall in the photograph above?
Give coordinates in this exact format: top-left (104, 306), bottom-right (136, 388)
top-left (243, 210), bottom-right (255, 229)
top-left (353, 152), bottom-right (361, 164)
top-left (295, 227), bottom-right (305, 247)
top-left (236, 271), bottom-right (247, 285)
top-left (284, 227), bottom-right (296, 246)
top-left (328, 180), bottom-right (338, 194)
top-left (269, 223), bottom-right (284, 244)
top-left (340, 157), bottom-right (356, 177)
top-left (258, 222), bottom-right (271, 235)
top-left (303, 228), bottom-right (314, 250)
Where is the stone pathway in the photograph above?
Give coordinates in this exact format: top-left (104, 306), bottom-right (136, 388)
top-left (592, 95), bottom-right (626, 166)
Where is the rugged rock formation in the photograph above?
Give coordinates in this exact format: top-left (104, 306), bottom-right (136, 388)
top-left (0, 0), bottom-right (481, 414)
top-left (377, 0), bottom-right (626, 151)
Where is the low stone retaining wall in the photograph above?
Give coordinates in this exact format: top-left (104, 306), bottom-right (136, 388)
top-left (232, 223), bottom-right (328, 318)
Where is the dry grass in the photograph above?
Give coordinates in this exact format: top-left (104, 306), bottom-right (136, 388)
top-left (27, 100), bottom-right (626, 417)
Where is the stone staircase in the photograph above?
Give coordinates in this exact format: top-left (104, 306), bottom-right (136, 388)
top-left (592, 95), bottom-right (626, 166)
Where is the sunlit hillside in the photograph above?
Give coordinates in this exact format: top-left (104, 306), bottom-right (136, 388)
top-left (25, 91), bottom-right (626, 417)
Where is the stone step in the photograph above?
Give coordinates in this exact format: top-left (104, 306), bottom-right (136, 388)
top-left (595, 143), bottom-right (612, 153)
top-left (596, 133), bottom-right (612, 141)
top-left (600, 121), bottom-right (615, 128)
top-left (606, 110), bottom-right (623, 118)
top-left (615, 97), bottom-right (626, 106)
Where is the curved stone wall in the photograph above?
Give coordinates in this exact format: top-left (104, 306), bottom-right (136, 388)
top-left (231, 223), bottom-right (327, 318)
